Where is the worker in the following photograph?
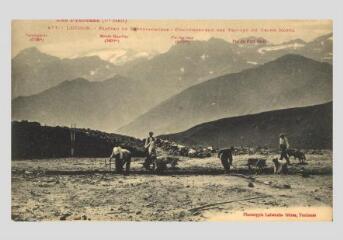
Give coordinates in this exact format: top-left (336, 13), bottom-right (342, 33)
top-left (218, 147), bottom-right (234, 173)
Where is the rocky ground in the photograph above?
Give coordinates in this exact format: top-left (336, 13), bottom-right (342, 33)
top-left (11, 152), bottom-right (333, 221)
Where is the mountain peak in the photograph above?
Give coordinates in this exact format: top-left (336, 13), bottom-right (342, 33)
top-left (13, 46), bottom-right (60, 64)
top-left (312, 32), bottom-right (333, 42)
top-left (207, 37), bottom-right (230, 44)
top-left (23, 46), bottom-right (39, 52)
top-left (282, 38), bottom-right (306, 45)
top-left (14, 47), bottom-right (41, 58)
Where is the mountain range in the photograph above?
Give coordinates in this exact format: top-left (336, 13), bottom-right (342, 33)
top-left (12, 34), bottom-right (332, 137)
top-left (12, 47), bottom-right (119, 98)
top-left (12, 75), bottom-right (152, 132)
top-left (159, 102), bottom-right (332, 149)
top-left (119, 54), bottom-right (332, 137)
top-left (238, 33), bottom-right (332, 65)
top-left (12, 33), bottom-right (332, 101)
top-left (70, 48), bottom-right (158, 65)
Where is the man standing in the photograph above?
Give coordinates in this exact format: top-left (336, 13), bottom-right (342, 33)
top-left (217, 147), bottom-right (234, 173)
top-left (279, 133), bottom-right (290, 164)
top-left (144, 131), bottom-right (156, 169)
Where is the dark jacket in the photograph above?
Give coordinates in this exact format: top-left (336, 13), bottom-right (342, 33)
top-left (218, 148), bottom-right (232, 159)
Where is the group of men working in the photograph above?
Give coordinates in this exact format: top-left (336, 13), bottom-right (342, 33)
top-left (108, 131), bottom-right (157, 174)
top-left (217, 133), bottom-right (291, 173)
top-left (108, 131), bottom-right (292, 174)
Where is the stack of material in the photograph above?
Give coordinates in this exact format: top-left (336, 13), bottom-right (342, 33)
top-left (156, 139), bottom-right (214, 158)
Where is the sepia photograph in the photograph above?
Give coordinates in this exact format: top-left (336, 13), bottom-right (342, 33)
top-left (11, 19), bottom-right (333, 222)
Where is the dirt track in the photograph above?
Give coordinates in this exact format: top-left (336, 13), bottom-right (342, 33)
top-left (11, 152), bottom-right (332, 221)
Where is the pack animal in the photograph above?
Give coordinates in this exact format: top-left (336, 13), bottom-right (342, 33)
top-left (288, 149), bottom-right (306, 164)
top-left (152, 156), bottom-right (179, 173)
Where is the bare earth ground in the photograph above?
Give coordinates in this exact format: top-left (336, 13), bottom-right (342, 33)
top-left (11, 152), bottom-right (332, 221)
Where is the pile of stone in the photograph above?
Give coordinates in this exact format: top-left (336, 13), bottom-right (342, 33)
top-left (156, 139), bottom-right (215, 158)
top-left (232, 146), bottom-right (274, 155)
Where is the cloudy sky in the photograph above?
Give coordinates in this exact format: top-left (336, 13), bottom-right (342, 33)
top-left (12, 19), bottom-right (332, 60)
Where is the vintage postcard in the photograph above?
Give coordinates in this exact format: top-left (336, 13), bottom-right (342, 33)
top-left (11, 19), bottom-right (333, 221)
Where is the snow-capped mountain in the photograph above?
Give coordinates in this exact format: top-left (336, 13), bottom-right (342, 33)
top-left (70, 48), bottom-right (157, 65)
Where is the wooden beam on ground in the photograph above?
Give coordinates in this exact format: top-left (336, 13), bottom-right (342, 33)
top-left (188, 196), bottom-right (268, 213)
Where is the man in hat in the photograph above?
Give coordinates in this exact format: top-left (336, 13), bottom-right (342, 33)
top-left (143, 131), bottom-right (156, 169)
top-left (279, 133), bottom-right (290, 164)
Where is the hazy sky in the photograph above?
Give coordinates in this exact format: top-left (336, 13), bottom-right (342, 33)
top-left (12, 19), bottom-right (332, 59)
